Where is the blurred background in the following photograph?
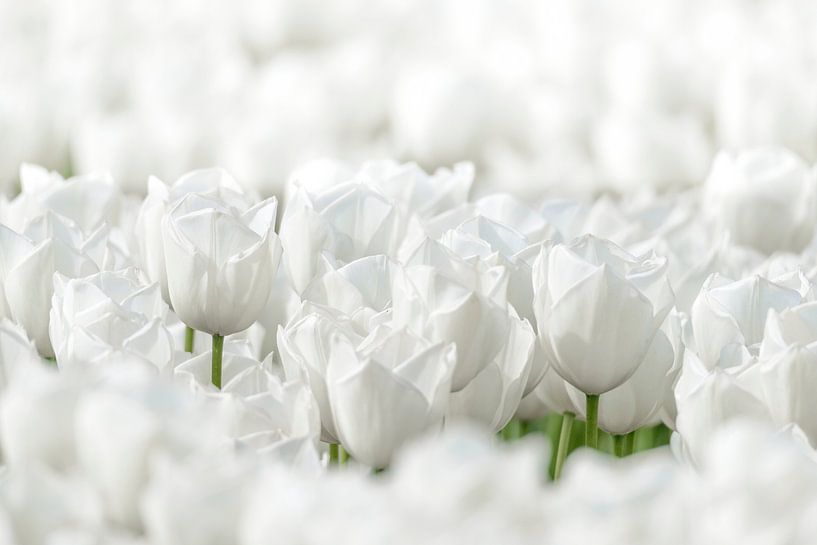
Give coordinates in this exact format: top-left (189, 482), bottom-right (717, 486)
top-left (2, 0), bottom-right (817, 198)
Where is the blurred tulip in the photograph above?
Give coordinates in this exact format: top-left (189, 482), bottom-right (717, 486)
top-left (704, 148), bottom-right (817, 254)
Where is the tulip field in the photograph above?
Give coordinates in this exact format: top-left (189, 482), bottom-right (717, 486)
top-left (3, 0), bottom-right (817, 543)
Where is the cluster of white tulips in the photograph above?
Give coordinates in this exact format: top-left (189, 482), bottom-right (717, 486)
top-left (3, 0), bottom-right (817, 196)
top-left (0, 146), bottom-right (816, 542)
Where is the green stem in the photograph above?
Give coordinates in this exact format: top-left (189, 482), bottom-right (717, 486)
top-left (339, 444), bottom-right (350, 465)
top-left (329, 443), bottom-right (339, 465)
top-left (624, 431), bottom-right (636, 456)
top-left (585, 394), bottom-right (599, 449)
top-left (635, 426), bottom-right (655, 452)
top-left (554, 412), bottom-right (575, 480)
top-left (211, 334), bottom-right (224, 389)
top-left (501, 419), bottom-right (523, 441)
top-left (613, 434), bottom-right (626, 457)
top-left (184, 326), bottom-right (195, 353)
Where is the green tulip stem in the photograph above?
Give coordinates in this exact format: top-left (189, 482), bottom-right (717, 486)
top-left (501, 419), bottom-right (523, 441)
top-left (554, 411), bottom-right (575, 480)
top-left (614, 434), bottom-right (626, 457)
top-left (585, 394), bottom-right (599, 449)
top-left (329, 443), bottom-right (339, 465)
top-left (624, 431), bottom-right (636, 456)
top-left (339, 445), bottom-right (350, 465)
top-left (211, 334), bottom-right (224, 389)
top-left (184, 326), bottom-right (195, 353)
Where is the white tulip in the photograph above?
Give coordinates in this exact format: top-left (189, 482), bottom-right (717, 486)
top-left (760, 301), bottom-right (817, 359)
top-left (0, 163), bottom-right (121, 234)
top-left (49, 269), bottom-right (173, 374)
top-left (135, 167), bottom-right (257, 304)
top-left (0, 216), bottom-right (98, 356)
top-left (438, 217), bottom-right (552, 394)
top-left (532, 235), bottom-right (674, 395)
top-left (277, 302), bottom-right (361, 443)
top-left (162, 193), bottom-right (281, 336)
top-left (392, 240), bottom-right (512, 390)
top-left (327, 325), bottom-right (455, 468)
top-left (569, 327), bottom-right (677, 435)
top-left (704, 148), bottom-right (817, 254)
top-left (320, 160), bottom-right (474, 221)
top-left (674, 354), bottom-right (770, 466)
top-left (279, 183), bottom-right (404, 294)
top-left (448, 315), bottom-right (535, 432)
top-left (301, 254), bottom-right (394, 331)
top-left (752, 345), bottom-right (817, 447)
top-left (691, 274), bottom-right (802, 369)
top-left (175, 345), bottom-right (321, 456)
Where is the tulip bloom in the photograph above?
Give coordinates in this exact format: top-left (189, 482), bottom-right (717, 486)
top-left (49, 269), bottom-right (173, 374)
top-left (533, 235), bottom-right (674, 395)
top-left (327, 325), bottom-right (455, 469)
top-left (0, 217), bottom-right (99, 357)
top-left (532, 235), bottom-right (673, 447)
top-left (162, 193), bottom-right (281, 388)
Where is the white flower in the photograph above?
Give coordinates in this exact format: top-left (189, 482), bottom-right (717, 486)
top-left (674, 353), bottom-right (770, 466)
top-left (135, 167), bottom-right (257, 304)
top-left (447, 315), bottom-right (535, 432)
top-left (392, 240), bottom-right (513, 391)
top-left (174, 341), bottom-right (321, 458)
top-left (0, 216), bottom-right (99, 356)
top-left (691, 274), bottom-right (802, 369)
top-left (760, 301), bottom-right (817, 359)
top-left (49, 269), bottom-right (173, 374)
top-left (280, 183), bottom-right (404, 294)
top-left (300, 254), bottom-right (394, 332)
top-left (704, 148), bottom-right (817, 254)
top-left (327, 324), bottom-right (455, 468)
top-left (162, 193), bottom-right (281, 336)
top-left (532, 235), bottom-right (673, 394)
top-left (568, 325), bottom-right (679, 435)
top-left (277, 302), bottom-right (361, 443)
top-left (751, 345), bottom-right (817, 447)
top-left (0, 163), bottom-right (121, 234)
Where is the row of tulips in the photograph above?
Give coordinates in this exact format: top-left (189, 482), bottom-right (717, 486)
top-left (1, 147), bottom-right (817, 541)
